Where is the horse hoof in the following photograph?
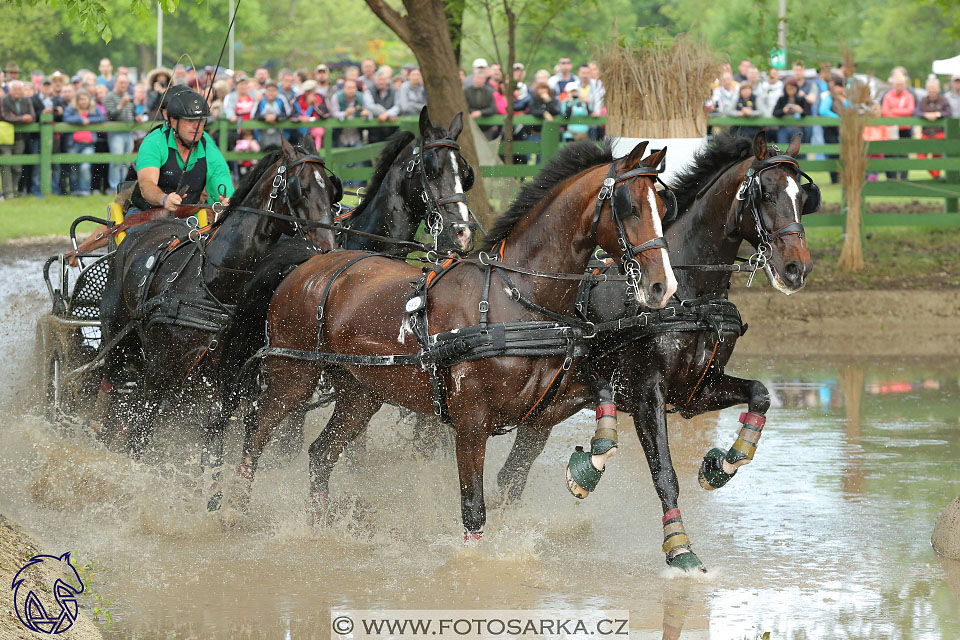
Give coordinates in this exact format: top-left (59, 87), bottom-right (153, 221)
top-left (698, 447), bottom-right (736, 491)
top-left (310, 490), bottom-right (330, 525)
top-left (666, 550), bottom-right (706, 573)
top-left (566, 448), bottom-right (602, 499)
top-left (206, 492), bottom-right (223, 512)
top-left (464, 531), bottom-right (483, 544)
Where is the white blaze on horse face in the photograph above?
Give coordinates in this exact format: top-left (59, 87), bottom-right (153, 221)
top-left (313, 169), bottom-right (325, 190)
top-left (449, 154), bottom-right (470, 223)
top-left (785, 175), bottom-right (800, 223)
top-left (646, 186), bottom-right (678, 300)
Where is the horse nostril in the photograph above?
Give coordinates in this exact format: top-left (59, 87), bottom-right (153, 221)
top-left (785, 262), bottom-right (801, 280)
top-left (651, 282), bottom-right (665, 299)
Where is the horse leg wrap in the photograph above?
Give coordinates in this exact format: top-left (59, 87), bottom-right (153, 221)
top-left (464, 530), bottom-right (483, 543)
top-left (698, 412), bottom-right (765, 490)
top-left (565, 402), bottom-right (619, 499)
top-left (662, 509), bottom-right (704, 572)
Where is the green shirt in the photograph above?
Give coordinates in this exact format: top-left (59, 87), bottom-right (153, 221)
top-left (136, 124), bottom-right (234, 203)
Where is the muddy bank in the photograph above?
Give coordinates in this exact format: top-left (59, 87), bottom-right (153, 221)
top-left (732, 288), bottom-right (960, 357)
top-left (0, 514), bottom-right (103, 639)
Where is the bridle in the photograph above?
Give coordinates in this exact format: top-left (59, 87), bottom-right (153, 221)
top-left (593, 160), bottom-right (670, 301)
top-left (405, 137), bottom-right (482, 253)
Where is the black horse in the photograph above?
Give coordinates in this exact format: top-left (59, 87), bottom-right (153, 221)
top-left (494, 132), bottom-right (818, 572)
top-left (198, 108), bottom-right (478, 507)
top-left (98, 135), bottom-right (340, 458)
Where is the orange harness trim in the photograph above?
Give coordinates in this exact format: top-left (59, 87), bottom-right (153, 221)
top-left (166, 224), bottom-right (214, 253)
top-left (182, 345), bottom-right (210, 384)
top-left (520, 363), bottom-right (565, 425)
top-left (685, 338), bottom-right (720, 405)
top-left (425, 254), bottom-right (458, 289)
top-left (334, 208), bottom-right (355, 224)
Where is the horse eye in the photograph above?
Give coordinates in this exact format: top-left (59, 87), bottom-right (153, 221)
top-left (762, 192), bottom-right (775, 202)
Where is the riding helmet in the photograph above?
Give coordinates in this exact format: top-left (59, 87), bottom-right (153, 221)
top-left (165, 87), bottom-right (211, 120)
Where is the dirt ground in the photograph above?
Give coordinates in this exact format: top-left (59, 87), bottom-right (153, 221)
top-left (0, 514), bottom-right (103, 640)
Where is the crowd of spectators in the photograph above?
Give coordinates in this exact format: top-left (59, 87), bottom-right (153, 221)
top-left (1, 52), bottom-right (958, 200)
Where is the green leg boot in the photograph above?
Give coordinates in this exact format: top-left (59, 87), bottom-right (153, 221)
top-left (662, 509), bottom-right (706, 573)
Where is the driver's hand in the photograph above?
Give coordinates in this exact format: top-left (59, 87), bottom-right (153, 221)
top-left (163, 192), bottom-right (183, 211)
top-left (65, 250), bottom-right (79, 268)
top-left (219, 195), bottom-right (231, 206)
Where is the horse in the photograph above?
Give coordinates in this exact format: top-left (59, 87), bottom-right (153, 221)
top-left (220, 139), bottom-right (678, 541)
top-left (97, 135), bottom-right (341, 460)
top-left (493, 132), bottom-right (818, 572)
top-left (197, 109), bottom-right (479, 500)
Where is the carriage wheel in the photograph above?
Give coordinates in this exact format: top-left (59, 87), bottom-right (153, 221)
top-left (35, 318), bottom-right (64, 423)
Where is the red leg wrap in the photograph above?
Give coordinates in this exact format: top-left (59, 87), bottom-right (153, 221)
top-left (662, 508), bottom-right (682, 525)
top-left (739, 412), bottom-right (766, 429)
top-left (596, 403), bottom-right (617, 421)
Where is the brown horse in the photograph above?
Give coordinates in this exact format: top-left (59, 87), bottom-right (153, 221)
top-left (223, 140), bottom-right (678, 537)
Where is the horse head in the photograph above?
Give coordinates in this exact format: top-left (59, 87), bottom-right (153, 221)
top-left (275, 135), bottom-right (340, 250)
top-left (594, 140), bottom-right (677, 309)
top-left (736, 131), bottom-right (816, 294)
top-left (415, 106), bottom-right (477, 254)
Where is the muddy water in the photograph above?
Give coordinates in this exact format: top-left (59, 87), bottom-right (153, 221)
top-left (1, 248), bottom-right (959, 639)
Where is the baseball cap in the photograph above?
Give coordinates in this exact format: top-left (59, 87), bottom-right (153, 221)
top-left (41, 76), bottom-right (51, 85)
top-left (512, 62), bottom-right (525, 71)
top-left (316, 64), bottom-right (329, 72)
top-left (50, 70), bottom-right (66, 80)
top-left (71, 74), bottom-right (82, 83)
top-left (472, 58), bottom-right (489, 69)
top-left (299, 79), bottom-right (318, 93)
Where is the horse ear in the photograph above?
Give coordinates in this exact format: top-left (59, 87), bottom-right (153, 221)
top-left (281, 135), bottom-right (295, 157)
top-left (623, 140), bottom-right (650, 168)
top-left (448, 112), bottom-right (464, 139)
top-left (419, 106), bottom-right (432, 137)
top-left (644, 146), bottom-right (667, 172)
top-left (752, 131), bottom-right (768, 160)
top-left (786, 131), bottom-right (802, 158)
top-left (300, 131), bottom-right (317, 154)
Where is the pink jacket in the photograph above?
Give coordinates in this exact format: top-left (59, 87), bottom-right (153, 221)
top-left (881, 89), bottom-right (916, 118)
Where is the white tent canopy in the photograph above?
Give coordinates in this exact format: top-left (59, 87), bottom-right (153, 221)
top-left (932, 54), bottom-right (960, 76)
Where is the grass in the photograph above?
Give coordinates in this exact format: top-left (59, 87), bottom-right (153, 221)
top-left (0, 194), bottom-right (115, 243)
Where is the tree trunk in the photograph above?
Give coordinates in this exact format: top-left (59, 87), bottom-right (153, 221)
top-left (444, 0), bottom-right (466, 67)
top-left (501, 0), bottom-right (516, 165)
top-left (137, 43), bottom-right (152, 75)
top-left (365, 0), bottom-right (497, 229)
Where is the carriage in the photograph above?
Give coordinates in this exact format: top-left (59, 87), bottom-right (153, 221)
top-left (35, 206), bottom-right (126, 422)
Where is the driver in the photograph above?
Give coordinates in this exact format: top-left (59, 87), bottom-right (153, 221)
top-left (128, 87), bottom-right (233, 214)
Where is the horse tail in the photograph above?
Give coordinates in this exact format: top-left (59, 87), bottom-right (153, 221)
top-left (218, 237), bottom-right (319, 405)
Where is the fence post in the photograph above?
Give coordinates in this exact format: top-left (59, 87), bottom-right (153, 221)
top-left (218, 119), bottom-right (229, 155)
top-left (40, 113), bottom-right (53, 196)
top-left (945, 118), bottom-right (959, 214)
top-left (541, 120), bottom-right (559, 162)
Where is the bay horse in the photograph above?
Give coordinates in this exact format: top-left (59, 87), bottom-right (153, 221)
top-left (199, 109), bottom-right (479, 498)
top-left (222, 140), bottom-right (678, 540)
top-left (494, 132), bottom-right (818, 571)
top-left (98, 135), bottom-right (340, 459)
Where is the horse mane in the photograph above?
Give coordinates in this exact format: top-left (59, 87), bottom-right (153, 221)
top-left (348, 130), bottom-right (416, 221)
top-left (668, 133), bottom-right (754, 219)
top-left (482, 139), bottom-right (614, 248)
top-left (226, 147), bottom-right (284, 209)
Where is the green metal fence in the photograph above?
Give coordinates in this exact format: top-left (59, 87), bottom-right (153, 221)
top-left (2, 113), bottom-right (958, 227)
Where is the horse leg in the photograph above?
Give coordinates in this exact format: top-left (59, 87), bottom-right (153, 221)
top-left (200, 399), bottom-right (229, 511)
top-left (227, 358), bottom-right (318, 513)
top-left (628, 376), bottom-right (706, 573)
top-left (307, 371), bottom-right (382, 522)
top-left (496, 425), bottom-right (552, 505)
top-left (454, 424), bottom-right (489, 541)
top-left (565, 381), bottom-right (620, 499)
top-left (125, 380), bottom-right (162, 460)
top-left (686, 375), bottom-right (770, 491)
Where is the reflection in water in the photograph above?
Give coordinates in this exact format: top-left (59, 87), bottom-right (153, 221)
top-left (0, 253), bottom-right (958, 640)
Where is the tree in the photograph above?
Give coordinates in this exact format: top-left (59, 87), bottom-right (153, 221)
top-left (364, 0), bottom-right (496, 227)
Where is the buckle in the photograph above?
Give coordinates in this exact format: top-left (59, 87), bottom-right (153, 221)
top-left (562, 356), bottom-right (573, 371)
top-left (478, 300), bottom-right (489, 313)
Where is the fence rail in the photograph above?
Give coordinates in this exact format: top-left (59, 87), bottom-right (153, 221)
top-left (2, 113), bottom-right (958, 227)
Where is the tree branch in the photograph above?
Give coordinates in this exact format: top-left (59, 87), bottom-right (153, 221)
top-left (481, 0), bottom-right (503, 65)
top-left (363, 0), bottom-right (412, 47)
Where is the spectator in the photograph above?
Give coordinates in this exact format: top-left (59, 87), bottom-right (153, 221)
top-left (103, 73), bottom-right (136, 192)
top-left (391, 74), bottom-right (404, 91)
top-left (463, 58), bottom-right (489, 89)
top-left (330, 78), bottom-right (368, 147)
top-left (732, 82), bottom-right (760, 139)
top-left (337, 66), bottom-right (360, 92)
top-left (172, 64), bottom-right (187, 85)
top-left (916, 77), bottom-right (951, 179)
top-left (574, 64), bottom-right (601, 116)
top-left (132, 83), bottom-right (150, 135)
top-left (773, 79), bottom-right (809, 144)
top-left (292, 80), bottom-right (330, 147)
top-left (743, 67), bottom-right (771, 120)
top-left (818, 78), bottom-right (845, 184)
top-left (252, 66), bottom-right (270, 100)
top-left (358, 58), bottom-right (377, 92)
top-left (464, 68), bottom-right (496, 120)
top-left (314, 64), bottom-right (333, 99)
top-left (209, 80), bottom-right (230, 121)
top-left (52, 83), bottom-right (73, 194)
top-left (27, 78), bottom-right (54, 196)
top-left (488, 71), bottom-right (508, 116)
top-left (734, 58), bottom-right (752, 83)
top-left (560, 85), bottom-right (590, 140)
top-left (234, 129), bottom-right (260, 177)
top-left (397, 67), bottom-right (426, 116)
top-left (62, 90), bottom-right (105, 196)
top-left (881, 73), bottom-right (915, 180)
top-left (97, 58), bottom-right (114, 90)
top-left (790, 61), bottom-right (818, 143)
top-left (712, 71), bottom-right (739, 115)
top-left (533, 69), bottom-right (550, 88)
top-left (363, 69), bottom-right (399, 143)
top-left (548, 56), bottom-right (575, 95)
top-left (1, 80), bottom-right (36, 200)
top-left (458, 69), bottom-right (466, 85)
top-left (145, 67), bottom-right (173, 118)
top-left (528, 82), bottom-right (560, 122)
top-left (224, 76), bottom-right (256, 124)
top-left (91, 84), bottom-right (110, 193)
top-left (19, 82), bottom-right (39, 195)
top-left (761, 68), bottom-right (784, 117)
top-left (511, 63), bottom-right (530, 112)
top-left (946, 74), bottom-right (960, 117)
top-left (4, 61), bottom-right (22, 87)
top-left (279, 71), bottom-right (297, 104)
top-left (255, 81), bottom-right (290, 148)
